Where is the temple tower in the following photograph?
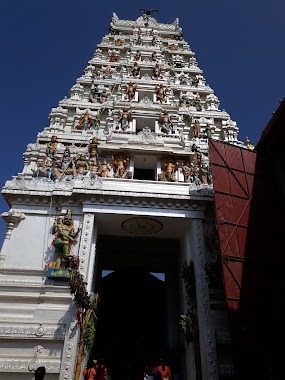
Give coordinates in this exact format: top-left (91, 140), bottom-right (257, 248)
top-left (0, 12), bottom-right (241, 380)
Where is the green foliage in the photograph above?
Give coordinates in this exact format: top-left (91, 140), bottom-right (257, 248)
top-left (179, 313), bottom-right (193, 345)
top-left (84, 314), bottom-right (96, 351)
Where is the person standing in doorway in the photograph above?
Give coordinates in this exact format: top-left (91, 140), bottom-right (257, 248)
top-left (83, 359), bottom-right (97, 380)
top-left (157, 358), bottom-right (171, 380)
top-left (95, 357), bottom-right (108, 380)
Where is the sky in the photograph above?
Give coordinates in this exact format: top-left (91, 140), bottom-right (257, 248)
top-left (0, 0), bottom-right (284, 243)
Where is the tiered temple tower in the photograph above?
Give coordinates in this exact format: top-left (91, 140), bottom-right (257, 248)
top-left (0, 12), bottom-right (242, 380)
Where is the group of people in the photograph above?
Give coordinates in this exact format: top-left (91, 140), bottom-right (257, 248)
top-left (144, 358), bottom-right (172, 380)
top-left (83, 358), bottom-right (108, 380)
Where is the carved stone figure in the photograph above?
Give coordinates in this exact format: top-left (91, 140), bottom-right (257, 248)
top-left (51, 210), bottom-right (82, 268)
top-left (134, 50), bottom-right (141, 61)
top-left (125, 82), bottom-right (137, 101)
top-left (179, 74), bottom-right (188, 85)
top-left (193, 97), bottom-right (202, 111)
top-left (155, 84), bottom-right (167, 103)
top-left (53, 147), bottom-right (75, 178)
top-left (131, 62), bottom-right (140, 78)
top-left (152, 63), bottom-right (162, 80)
top-left (179, 94), bottom-right (190, 108)
top-left (117, 109), bottom-right (132, 131)
top-left (112, 153), bottom-right (129, 178)
top-left (245, 137), bottom-right (255, 150)
top-left (109, 51), bottom-right (119, 62)
top-left (151, 51), bottom-right (158, 62)
top-left (100, 91), bottom-right (108, 104)
top-left (75, 153), bottom-right (89, 177)
top-left (193, 119), bottom-right (201, 138)
top-left (46, 135), bottom-right (58, 160)
top-left (76, 111), bottom-right (96, 130)
top-left (182, 161), bottom-right (192, 183)
top-left (32, 158), bottom-right (53, 180)
top-left (98, 159), bottom-right (111, 177)
top-left (161, 156), bottom-right (179, 182)
top-left (159, 112), bottom-right (174, 134)
top-left (89, 84), bottom-right (101, 103)
top-left (88, 137), bottom-right (99, 173)
top-left (103, 65), bottom-right (113, 79)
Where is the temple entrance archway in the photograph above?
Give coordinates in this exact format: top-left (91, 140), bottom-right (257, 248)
top-left (93, 235), bottom-right (182, 380)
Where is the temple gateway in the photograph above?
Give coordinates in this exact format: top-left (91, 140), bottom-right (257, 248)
top-left (0, 11), bottom-right (254, 380)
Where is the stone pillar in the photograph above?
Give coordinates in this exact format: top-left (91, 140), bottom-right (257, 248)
top-left (191, 219), bottom-right (219, 380)
top-left (0, 210), bottom-right (25, 267)
top-left (59, 213), bottom-right (95, 380)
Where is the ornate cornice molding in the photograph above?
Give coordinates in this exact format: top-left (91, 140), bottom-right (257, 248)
top-left (0, 359), bottom-right (61, 372)
top-left (0, 324), bottom-right (66, 340)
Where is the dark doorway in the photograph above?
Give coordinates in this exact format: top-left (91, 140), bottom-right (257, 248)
top-left (133, 168), bottom-right (155, 180)
top-left (94, 269), bottom-right (165, 380)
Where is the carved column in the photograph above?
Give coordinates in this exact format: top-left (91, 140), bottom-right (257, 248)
top-left (192, 219), bottom-right (219, 380)
top-left (0, 211), bottom-right (25, 266)
top-left (59, 213), bottom-right (95, 380)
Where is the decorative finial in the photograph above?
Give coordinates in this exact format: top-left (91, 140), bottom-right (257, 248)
top-left (139, 8), bottom-right (158, 27)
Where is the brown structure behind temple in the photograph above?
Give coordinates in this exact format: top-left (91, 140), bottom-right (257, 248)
top-left (209, 98), bottom-right (285, 380)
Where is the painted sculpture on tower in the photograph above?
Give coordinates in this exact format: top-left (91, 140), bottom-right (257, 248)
top-left (98, 159), bottom-right (111, 178)
top-left (152, 63), bottom-right (162, 80)
top-left (49, 210), bottom-right (82, 268)
top-left (192, 119), bottom-right (201, 138)
top-left (46, 135), bottom-right (58, 160)
top-left (112, 153), bottom-right (129, 178)
top-left (88, 137), bottom-right (99, 173)
top-left (159, 112), bottom-right (174, 134)
top-left (76, 110), bottom-right (97, 130)
top-left (131, 62), bottom-right (141, 78)
top-left (53, 147), bottom-right (75, 178)
top-left (32, 157), bottom-right (54, 180)
top-left (155, 84), bottom-right (168, 104)
top-left (160, 156), bottom-right (179, 182)
top-left (74, 153), bottom-right (89, 178)
top-left (125, 82), bottom-right (137, 101)
top-left (133, 50), bottom-right (141, 61)
top-left (116, 109), bottom-right (132, 131)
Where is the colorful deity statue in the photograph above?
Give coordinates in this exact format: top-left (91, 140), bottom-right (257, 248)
top-left (76, 110), bottom-right (97, 130)
top-left (112, 153), bottom-right (129, 178)
top-left (32, 157), bottom-right (53, 180)
top-left (125, 82), bottom-right (137, 101)
top-left (131, 62), bottom-right (140, 78)
top-left (46, 135), bottom-right (58, 160)
top-left (134, 50), bottom-right (141, 61)
top-left (181, 160), bottom-right (192, 183)
top-left (109, 50), bottom-right (119, 62)
top-left (89, 84), bottom-right (101, 103)
top-left (151, 51), bottom-right (158, 62)
top-left (155, 84), bottom-right (167, 103)
top-left (161, 156), bottom-right (179, 182)
top-left (193, 119), bottom-right (201, 138)
top-left (159, 112), bottom-right (174, 134)
top-left (53, 147), bottom-right (75, 178)
top-left (152, 63), bottom-right (162, 80)
top-left (88, 137), bottom-right (99, 173)
top-left (192, 96), bottom-right (202, 111)
top-left (103, 65), bottom-right (113, 79)
top-left (117, 109), bottom-right (132, 131)
top-left (51, 210), bottom-right (82, 268)
top-left (98, 159), bottom-right (111, 178)
top-left (75, 153), bottom-right (89, 177)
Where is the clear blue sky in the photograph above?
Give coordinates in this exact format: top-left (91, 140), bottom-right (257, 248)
top-left (0, 0), bottom-right (284, 242)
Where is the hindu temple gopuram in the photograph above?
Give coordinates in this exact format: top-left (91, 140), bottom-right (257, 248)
top-left (0, 11), bottom-right (250, 380)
